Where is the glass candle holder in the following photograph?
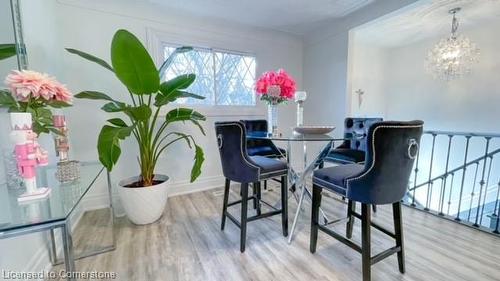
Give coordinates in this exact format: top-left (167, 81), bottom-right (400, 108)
top-left (55, 160), bottom-right (81, 183)
top-left (295, 91), bottom-right (307, 127)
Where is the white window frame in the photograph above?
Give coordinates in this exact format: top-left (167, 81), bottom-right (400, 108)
top-left (147, 28), bottom-right (263, 117)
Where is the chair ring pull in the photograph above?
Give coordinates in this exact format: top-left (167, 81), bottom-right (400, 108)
top-left (407, 139), bottom-right (418, 160)
top-left (217, 134), bottom-right (223, 149)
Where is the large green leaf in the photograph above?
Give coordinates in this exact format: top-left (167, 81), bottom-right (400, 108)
top-left (75, 91), bottom-right (115, 102)
top-left (155, 90), bottom-right (205, 107)
top-left (29, 107), bottom-right (55, 136)
top-left (0, 44), bottom-right (16, 61)
top-left (0, 90), bottom-right (17, 108)
top-left (170, 132), bottom-right (192, 148)
top-left (35, 107), bottom-right (52, 119)
top-left (155, 74), bottom-right (198, 106)
top-left (97, 125), bottom-right (135, 171)
top-left (101, 102), bottom-right (125, 112)
top-left (165, 108), bottom-right (206, 135)
top-left (48, 101), bottom-right (72, 108)
top-left (33, 121), bottom-right (50, 135)
top-left (125, 104), bottom-right (152, 122)
top-left (66, 48), bottom-right (114, 72)
top-left (160, 74), bottom-right (196, 94)
top-left (190, 144), bottom-right (204, 182)
top-left (159, 46), bottom-right (193, 78)
top-left (107, 118), bottom-right (128, 127)
top-left (177, 91), bottom-right (205, 100)
top-left (111, 29), bottom-right (159, 95)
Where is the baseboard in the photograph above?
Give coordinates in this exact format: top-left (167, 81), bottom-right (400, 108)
top-left (82, 192), bottom-right (118, 211)
top-left (79, 174), bottom-right (226, 216)
top-left (167, 175), bottom-right (225, 197)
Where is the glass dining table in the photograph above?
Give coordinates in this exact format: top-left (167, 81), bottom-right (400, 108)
top-left (247, 131), bottom-right (345, 243)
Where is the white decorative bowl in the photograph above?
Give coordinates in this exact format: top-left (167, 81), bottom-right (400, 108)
top-left (293, 126), bottom-right (335, 135)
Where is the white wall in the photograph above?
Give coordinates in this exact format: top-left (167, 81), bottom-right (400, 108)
top-left (0, 0), bottom-right (303, 276)
top-left (347, 35), bottom-right (387, 118)
top-left (382, 21), bottom-right (500, 132)
top-left (348, 16), bottom-right (500, 212)
top-left (303, 0), bottom-right (418, 136)
top-left (349, 18), bottom-right (500, 135)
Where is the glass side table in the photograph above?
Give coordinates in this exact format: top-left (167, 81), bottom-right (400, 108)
top-left (0, 162), bottom-right (115, 280)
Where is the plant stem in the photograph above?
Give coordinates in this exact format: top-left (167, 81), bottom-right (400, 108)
top-left (153, 134), bottom-right (194, 165)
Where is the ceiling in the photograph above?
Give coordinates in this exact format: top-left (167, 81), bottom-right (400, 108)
top-left (354, 0), bottom-right (500, 48)
top-left (146, 0), bottom-right (374, 35)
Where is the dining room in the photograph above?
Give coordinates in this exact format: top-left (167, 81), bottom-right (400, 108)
top-left (0, 0), bottom-right (500, 280)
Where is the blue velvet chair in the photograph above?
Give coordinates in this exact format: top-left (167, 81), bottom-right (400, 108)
top-left (322, 117), bottom-right (383, 212)
top-left (324, 117), bottom-right (383, 164)
top-left (241, 119), bottom-right (286, 190)
top-left (310, 120), bottom-right (423, 281)
top-left (215, 121), bottom-right (288, 252)
top-left (240, 119), bottom-right (286, 158)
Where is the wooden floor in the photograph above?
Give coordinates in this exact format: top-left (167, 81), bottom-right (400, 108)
top-left (52, 184), bottom-right (500, 281)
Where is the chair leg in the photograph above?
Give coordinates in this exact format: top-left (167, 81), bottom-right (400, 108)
top-left (221, 178), bottom-right (230, 231)
top-left (393, 202), bottom-right (405, 273)
top-left (252, 183), bottom-right (257, 210)
top-left (361, 204), bottom-right (371, 281)
top-left (346, 200), bottom-right (356, 238)
top-left (240, 183), bottom-right (249, 253)
top-left (310, 184), bottom-right (322, 253)
top-left (255, 182), bottom-right (262, 216)
top-left (281, 176), bottom-right (288, 237)
top-left (372, 205), bottom-right (377, 213)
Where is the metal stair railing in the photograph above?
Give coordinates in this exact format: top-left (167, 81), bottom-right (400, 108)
top-left (404, 130), bottom-right (500, 236)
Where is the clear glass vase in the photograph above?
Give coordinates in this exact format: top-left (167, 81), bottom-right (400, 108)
top-left (267, 103), bottom-right (278, 136)
top-left (2, 149), bottom-right (25, 190)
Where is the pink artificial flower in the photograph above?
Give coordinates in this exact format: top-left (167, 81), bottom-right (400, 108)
top-left (4, 70), bottom-right (73, 104)
top-left (5, 70), bottom-right (45, 101)
top-left (53, 82), bottom-right (73, 104)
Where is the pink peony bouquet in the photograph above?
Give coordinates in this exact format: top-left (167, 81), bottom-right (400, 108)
top-left (0, 70), bottom-right (73, 135)
top-left (255, 69), bottom-right (296, 105)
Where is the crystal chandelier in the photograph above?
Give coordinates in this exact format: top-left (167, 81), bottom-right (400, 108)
top-left (425, 7), bottom-right (479, 81)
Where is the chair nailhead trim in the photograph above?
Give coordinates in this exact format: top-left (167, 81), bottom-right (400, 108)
top-left (345, 124), bottom-right (423, 190)
top-left (313, 177), bottom-right (347, 191)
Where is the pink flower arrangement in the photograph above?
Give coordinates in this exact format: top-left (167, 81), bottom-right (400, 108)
top-left (5, 70), bottom-right (72, 104)
top-left (255, 69), bottom-right (296, 104)
top-left (1, 70), bottom-right (73, 135)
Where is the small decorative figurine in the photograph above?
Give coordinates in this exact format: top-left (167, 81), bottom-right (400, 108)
top-left (10, 112), bottom-right (51, 202)
top-left (52, 114), bottom-right (80, 183)
top-left (53, 115), bottom-right (70, 162)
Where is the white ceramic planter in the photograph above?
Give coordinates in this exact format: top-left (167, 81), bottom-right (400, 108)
top-left (117, 174), bottom-right (169, 225)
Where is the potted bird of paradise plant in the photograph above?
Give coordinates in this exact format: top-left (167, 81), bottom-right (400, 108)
top-left (66, 29), bottom-right (205, 225)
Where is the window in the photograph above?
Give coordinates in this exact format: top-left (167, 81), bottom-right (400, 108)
top-left (163, 45), bottom-right (256, 106)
